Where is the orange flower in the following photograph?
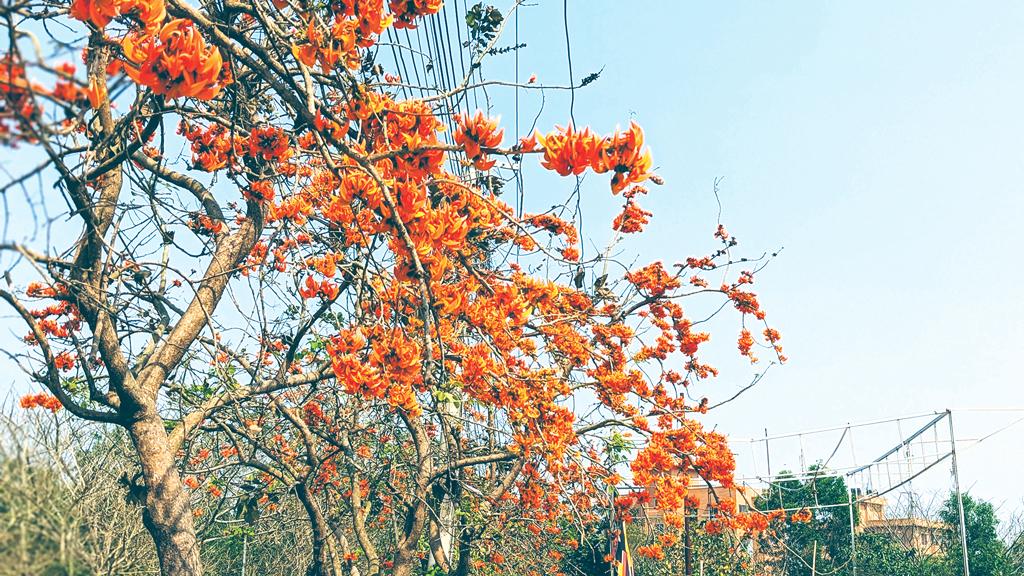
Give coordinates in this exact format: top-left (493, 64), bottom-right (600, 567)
top-left (180, 122), bottom-right (242, 171)
top-left (70, 0), bottom-right (166, 32)
top-left (292, 17), bottom-right (360, 73)
top-left (737, 329), bottom-right (757, 363)
top-left (536, 124), bottom-right (600, 177)
top-left (537, 122), bottom-right (655, 193)
top-left (635, 544), bottom-right (665, 560)
top-left (625, 262), bottom-right (680, 297)
top-left (299, 276), bottom-right (340, 300)
top-left (595, 122), bottom-right (653, 194)
top-left (517, 132), bottom-right (538, 152)
top-left (455, 110), bottom-right (503, 170)
top-left (53, 351), bottom-right (77, 371)
top-left (345, 85), bottom-right (387, 121)
top-left (84, 78), bottom-right (106, 109)
top-left (390, 0), bottom-right (443, 29)
top-left (19, 392), bottom-right (62, 412)
top-left (244, 180), bottom-right (275, 203)
top-left (611, 199), bottom-right (652, 233)
top-left (248, 125), bottom-right (292, 162)
top-left (122, 19), bottom-right (229, 100)
top-left (354, 0), bottom-right (394, 45)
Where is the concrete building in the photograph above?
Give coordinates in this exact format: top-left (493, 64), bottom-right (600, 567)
top-left (633, 471), bottom-right (762, 526)
top-left (855, 494), bottom-right (948, 557)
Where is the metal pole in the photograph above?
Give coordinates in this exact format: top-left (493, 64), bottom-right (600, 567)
top-left (811, 540), bottom-right (817, 576)
top-left (684, 506), bottom-right (692, 576)
top-left (609, 484), bottom-right (615, 576)
top-left (948, 409), bottom-right (970, 576)
top-left (847, 486), bottom-right (857, 576)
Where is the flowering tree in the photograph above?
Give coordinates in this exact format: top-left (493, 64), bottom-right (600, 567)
top-left (0, 1), bottom-right (784, 575)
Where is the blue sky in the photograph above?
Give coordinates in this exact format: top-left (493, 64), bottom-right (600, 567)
top-left (494, 1), bottom-right (1024, 516)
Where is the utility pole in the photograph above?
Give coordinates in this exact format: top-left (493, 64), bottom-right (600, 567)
top-left (847, 486), bottom-right (857, 576)
top-left (684, 505), bottom-right (693, 576)
top-left (241, 533), bottom-right (247, 576)
top-left (948, 409), bottom-right (971, 576)
top-left (811, 540), bottom-right (817, 576)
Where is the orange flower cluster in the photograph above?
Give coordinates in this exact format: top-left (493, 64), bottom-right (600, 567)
top-left (346, 0), bottom-right (394, 45)
top-left (70, 0), bottom-right (166, 32)
top-left (455, 110), bottom-right (503, 170)
top-left (245, 181), bottom-right (275, 203)
top-left (49, 63), bottom-right (92, 108)
top-left (19, 393), bottom-right (62, 412)
top-left (326, 328), bottom-right (421, 416)
top-left (179, 121), bottom-right (242, 171)
top-left (738, 328), bottom-right (756, 362)
top-left (249, 125), bottom-right (293, 163)
top-left (612, 199), bottom-right (652, 233)
top-left (122, 19), bottom-right (229, 100)
top-left (635, 544), bottom-right (665, 560)
top-left (298, 276), bottom-right (340, 300)
top-left (292, 0), bottom-right (436, 72)
top-left (25, 299), bottom-right (82, 342)
top-left (524, 213), bottom-right (579, 245)
top-left (707, 508), bottom-right (789, 537)
top-left (26, 282), bottom-right (60, 298)
top-left (293, 17), bottom-right (360, 72)
top-left (536, 124), bottom-right (599, 177)
top-left (598, 122), bottom-right (654, 193)
top-left (389, 0), bottom-right (443, 29)
top-left (53, 351), bottom-right (77, 371)
top-left (626, 261), bottom-right (681, 297)
top-left (791, 508), bottom-right (813, 523)
top-left (537, 122), bottom-right (655, 193)
top-left (724, 285), bottom-right (764, 319)
top-left (0, 59), bottom-right (40, 144)
top-left (189, 213), bottom-right (225, 235)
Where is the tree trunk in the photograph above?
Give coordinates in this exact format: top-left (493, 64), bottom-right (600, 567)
top-left (390, 549), bottom-right (418, 576)
top-left (295, 482), bottom-right (342, 576)
top-left (128, 415), bottom-right (203, 576)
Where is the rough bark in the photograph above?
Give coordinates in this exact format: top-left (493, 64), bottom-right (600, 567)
top-left (128, 414), bottom-right (203, 576)
top-left (296, 482), bottom-right (342, 576)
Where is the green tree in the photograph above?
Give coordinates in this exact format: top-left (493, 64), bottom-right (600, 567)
top-left (940, 493), bottom-right (1010, 576)
top-left (754, 468), bottom-right (938, 576)
top-left (755, 468), bottom-right (856, 576)
top-left (855, 531), bottom-right (943, 576)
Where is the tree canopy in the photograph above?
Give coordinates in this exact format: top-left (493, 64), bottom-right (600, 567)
top-left (0, 1), bottom-right (785, 575)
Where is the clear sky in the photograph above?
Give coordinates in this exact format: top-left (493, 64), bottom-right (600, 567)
top-left (497, 1), bottom-right (1024, 518)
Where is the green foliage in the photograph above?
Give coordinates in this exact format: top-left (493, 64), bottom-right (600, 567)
top-left (558, 520), bottom-right (611, 576)
top-left (755, 468), bottom-right (856, 576)
top-left (465, 3), bottom-right (503, 49)
top-left (753, 469), bottom-right (1015, 576)
top-left (854, 531), bottom-right (942, 576)
top-left (940, 493), bottom-right (1010, 576)
top-left (632, 521), bottom-right (755, 576)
